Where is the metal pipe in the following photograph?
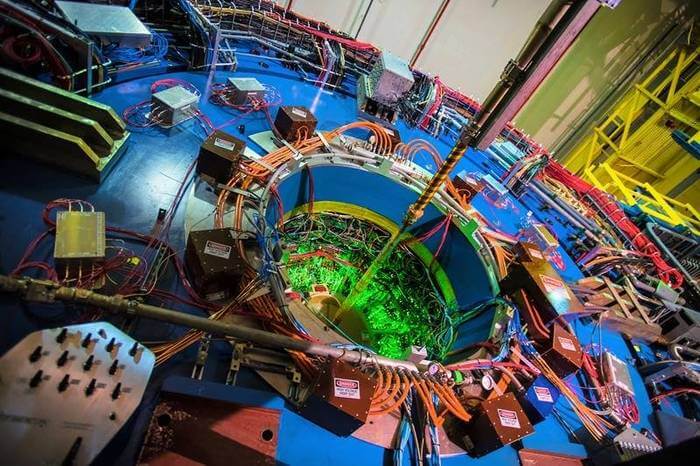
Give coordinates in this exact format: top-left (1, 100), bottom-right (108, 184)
top-left (353, 0), bottom-right (374, 40)
top-left (669, 343), bottom-right (700, 361)
top-left (0, 275), bottom-right (419, 371)
top-left (409, 0), bottom-right (451, 67)
top-left (529, 180), bottom-right (599, 237)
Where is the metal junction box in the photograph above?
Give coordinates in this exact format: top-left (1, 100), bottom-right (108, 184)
top-left (301, 358), bottom-right (376, 436)
top-left (54, 211), bottom-right (106, 260)
top-left (151, 86), bottom-right (199, 127)
top-left (273, 106), bottom-right (317, 142)
top-left (366, 50), bottom-right (415, 106)
top-left (185, 228), bottom-right (247, 301)
top-left (226, 77), bottom-right (266, 106)
top-left (357, 74), bottom-right (399, 124)
top-left (462, 392), bottom-right (534, 457)
top-left (602, 351), bottom-right (634, 395)
top-left (500, 242), bottom-right (584, 341)
top-left (540, 323), bottom-right (583, 378)
top-left (56, 1), bottom-right (151, 48)
top-left (197, 130), bottom-right (246, 185)
top-left (517, 375), bottom-right (561, 423)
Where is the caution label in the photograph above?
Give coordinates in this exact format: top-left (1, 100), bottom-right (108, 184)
top-left (497, 409), bottom-right (521, 429)
top-left (204, 240), bottom-right (232, 259)
top-left (558, 336), bottom-right (576, 352)
top-left (334, 377), bottom-right (360, 399)
top-left (540, 274), bottom-right (566, 295)
top-left (534, 386), bottom-right (554, 403)
top-left (214, 137), bottom-right (236, 151)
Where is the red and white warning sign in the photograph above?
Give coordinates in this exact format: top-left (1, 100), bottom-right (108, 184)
top-left (204, 240), bottom-right (232, 259)
top-left (540, 274), bottom-right (567, 296)
top-left (534, 386), bottom-right (554, 403)
top-left (334, 378), bottom-right (360, 399)
top-left (497, 409), bottom-right (521, 429)
top-left (558, 336), bottom-right (576, 352)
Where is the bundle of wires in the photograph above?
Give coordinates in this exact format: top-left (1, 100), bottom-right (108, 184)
top-left (281, 212), bottom-right (455, 359)
top-left (545, 161), bottom-right (683, 288)
top-left (103, 30), bottom-right (169, 65)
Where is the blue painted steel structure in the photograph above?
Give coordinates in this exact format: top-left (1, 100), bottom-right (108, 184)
top-left (0, 50), bottom-right (670, 465)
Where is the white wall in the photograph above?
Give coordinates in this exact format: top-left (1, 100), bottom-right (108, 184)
top-left (281, 0), bottom-right (551, 101)
top-left (413, 0), bottom-right (550, 102)
top-left (356, 0), bottom-right (440, 61)
top-left (285, 0), bottom-right (371, 35)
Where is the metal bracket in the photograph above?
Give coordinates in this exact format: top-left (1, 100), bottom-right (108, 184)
top-left (644, 361), bottom-right (700, 385)
top-left (501, 59), bottom-right (524, 85)
top-left (226, 342), bottom-right (249, 385)
top-left (191, 334), bottom-right (211, 380)
top-left (286, 366), bottom-right (302, 404)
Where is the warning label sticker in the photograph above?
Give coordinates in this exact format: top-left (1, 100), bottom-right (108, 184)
top-left (214, 137), bottom-right (235, 151)
top-left (334, 377), bottom-right (360, 399)
top-left (204, 240), bottom-right (232, 259)
top-left (540, 275), bottom-right (566, 294)
top-left (558, 336), bottom-right (576, 352)
top-left (497, 409), bottom-right (521, 429)
top-left (529, 248), bottom-right (544, 260)
top-left (534, 386), bottom-right (554, 403)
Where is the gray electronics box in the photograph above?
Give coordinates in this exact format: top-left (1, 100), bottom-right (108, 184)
top-left (56, 1), bottom-right (151, 48)
top-left (366, 50), bottom-right (415, 106)
top-left (151, 86), bottom-right (199, 127)
top-left (660, 308), bottom-right (700, 345)
top-left (226, 77), bottom-right (265, 106)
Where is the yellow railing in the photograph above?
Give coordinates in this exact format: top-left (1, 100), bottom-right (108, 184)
top-left (562, 45), bottom-right (700, 228)
top-left (585, 163), bottom-right (700, 235)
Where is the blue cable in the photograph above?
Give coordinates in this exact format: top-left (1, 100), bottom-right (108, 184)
top-left (104, 30), bottom-right (168, 64)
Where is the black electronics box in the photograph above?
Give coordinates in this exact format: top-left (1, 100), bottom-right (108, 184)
top-left (273, 106), bottom-right (317, 141)
top-left (500, 242), bottom-right (585, 340)
top-left (185, 228), bottom-right (247, 301)
top-left (459, 392), bottom-right (534, 457)
top-left (300, 358), bottom-right (376, 436)
top-left (540, 323), bottom-right (583, 378)
top-left (197, 130), bottom-right (246, 186)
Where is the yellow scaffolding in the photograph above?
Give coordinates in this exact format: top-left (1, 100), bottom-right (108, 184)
top-left (562, 45), bottom-right (700, 231)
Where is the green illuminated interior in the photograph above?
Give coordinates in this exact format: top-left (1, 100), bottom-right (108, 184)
top-left (281, 211), bottom-right (457, 359)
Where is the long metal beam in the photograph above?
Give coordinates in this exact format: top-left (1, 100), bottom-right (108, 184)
top-left (0, 275), bottom-right (419, 371)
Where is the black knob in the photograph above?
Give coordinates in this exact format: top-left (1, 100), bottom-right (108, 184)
top-left (83, 355), bottom-right (94, 371)
top-left (111, 382), bottom-right (122, 400)
top-left (56, 328), bottom-right (68, 344)
top-left (108, 359), bottom-right (119, 376)
top-left (57, 350), bottom-right (69, 367)
top-left (58, 374), bottom-right (71, 392)
top-left (29, 345), bottom-right (43, 363)
top-left (105, 338), bottom-right (116, 353)
top-left (29, 370), bottom-right (43, 388)
top-left (85, 378), bottom-right (97, 397)
top-left (81, 333), bottom-right (92, 348)
top-left (128, 342), bottom-right (138, 357)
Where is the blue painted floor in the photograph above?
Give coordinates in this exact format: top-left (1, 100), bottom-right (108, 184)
top-left (0, 49), bottom-right (669, 465)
